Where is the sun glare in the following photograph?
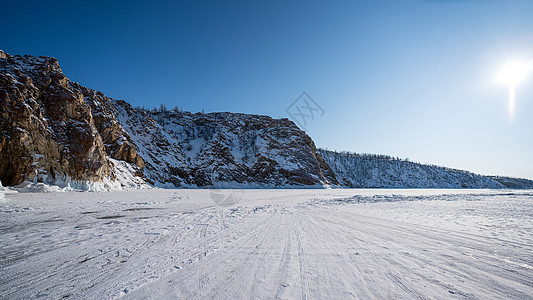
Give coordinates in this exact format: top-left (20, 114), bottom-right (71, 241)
top-left (496, 59), bottom-right (533, 119)
top-left (497, 60), bottom-right (532, 85)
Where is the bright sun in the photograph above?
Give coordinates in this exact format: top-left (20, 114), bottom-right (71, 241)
top-left (496, 59), bottom-right (533, 119)
top-left (497, 60), bottom-right (532, 85)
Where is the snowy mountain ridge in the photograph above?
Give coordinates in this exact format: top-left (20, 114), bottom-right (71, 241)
top-left (318, 149), bottom-right (506, 189)
top-left (1, 51), bottom-right (530, 191)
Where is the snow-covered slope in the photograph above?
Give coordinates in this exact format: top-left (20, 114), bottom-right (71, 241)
top-left (318, 149), bottom-right (505, 188)
top-left (115, 104), bottom-right (338, 188)
top-left (490, 176), bottom-right (533, 189)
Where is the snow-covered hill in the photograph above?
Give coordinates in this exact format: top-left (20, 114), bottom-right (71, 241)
top-left (490, 176), bottom-right (533, 189)
top-left (318, 149), bottom-right (505, 188)
top-left (114, 104), bottom-right (337, 188)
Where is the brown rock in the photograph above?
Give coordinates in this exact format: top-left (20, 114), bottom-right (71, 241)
top-left (0, 53), bottom-right (120, 185)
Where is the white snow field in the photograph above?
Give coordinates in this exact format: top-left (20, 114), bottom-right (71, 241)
top-left (1, 189), bottom-right (532, 299)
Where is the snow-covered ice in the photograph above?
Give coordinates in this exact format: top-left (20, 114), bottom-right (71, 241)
top-left (1, 189), bottom-right (532, 299)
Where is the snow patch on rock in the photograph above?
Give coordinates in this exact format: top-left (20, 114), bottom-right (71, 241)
top-left (108, 158), bottom-right (151, 190)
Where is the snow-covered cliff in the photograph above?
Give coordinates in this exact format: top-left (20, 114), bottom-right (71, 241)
top-left (114, 104), bottom-right (337, 188)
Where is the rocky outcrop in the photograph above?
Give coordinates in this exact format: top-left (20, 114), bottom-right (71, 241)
top-left (73, 83), bottom-right (144, 171)
top-left (0, 51), bottom-right (336, 189)
top-left (115, 103), bottom-right (338, 187)
top-left (0, 51), bottom-right (144, 189)
top-left (0, 52), bottom-right (109, 186)
top-left (0, 51), bottom-right (10, 59)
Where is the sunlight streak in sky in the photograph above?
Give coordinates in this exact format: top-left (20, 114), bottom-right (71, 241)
top-left (509, 84), bottom-right (515, 120)
top-left (496, 59), bottom-right (532, 120)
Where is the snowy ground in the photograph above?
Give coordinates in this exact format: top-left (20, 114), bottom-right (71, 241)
top-left (1, 189), bottom-right (532, 299)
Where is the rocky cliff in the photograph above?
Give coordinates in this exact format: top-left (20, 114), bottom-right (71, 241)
top-left (0, 51), bottom-right (337, 189)
top-left (115, 105), bottom-right (338, 187)
top-left (0, 51), bottom-right (145, 190)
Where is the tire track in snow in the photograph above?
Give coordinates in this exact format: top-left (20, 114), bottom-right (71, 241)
top-left (120, 208), bottom-right (279, 299)
top-left (310, 208), bottom-right (533, 299)
top-left (2, 190), bottom-right (532, 299)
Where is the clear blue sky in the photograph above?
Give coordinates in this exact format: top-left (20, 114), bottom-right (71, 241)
top-left (2, 0), bottom-right (532, 179)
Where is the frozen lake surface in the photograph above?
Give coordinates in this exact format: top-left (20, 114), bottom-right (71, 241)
top-left (1, 189), bottom-right (532, 299)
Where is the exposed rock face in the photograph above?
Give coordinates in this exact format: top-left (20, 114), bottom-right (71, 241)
top-left (73, 83), bottom-right (144, 171)
top-left (0, 51), bottom-right (336, 188)
top-left (0, 51), bottom-right (10, 59)
top-left (0, 53), bottom-right (108, 185)
top-left (115, 104), bottom-right (338, 187)
top-left (0, 51), bottom-right (144, 188)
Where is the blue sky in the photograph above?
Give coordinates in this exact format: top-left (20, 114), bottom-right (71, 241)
top-left (2, 0), bottom-right (532, 179)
